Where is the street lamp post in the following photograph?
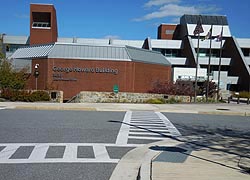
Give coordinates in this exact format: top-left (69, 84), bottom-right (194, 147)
top-left (34, 64), bottom-right (39, 90)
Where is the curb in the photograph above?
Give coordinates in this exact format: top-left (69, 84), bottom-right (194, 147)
top-left (109, 140), bottom-right (180, 180)
top-left (14, 106), bottom-right (96, 111)
top-left (109, 143), bottom-right (159, 180)
top-left (198, 111), bottom-right (250, 116)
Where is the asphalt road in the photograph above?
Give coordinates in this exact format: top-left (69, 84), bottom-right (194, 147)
top-left (163, 112), bottom-right (250, 159)
top-left (164, 112), bottom-right (250, 136)
top-left (0, 110), bottom-right (125, 180)
top-left (0, 110), bottom-right (123, 143)
top-left (0, 109), bottom-right (249, 180)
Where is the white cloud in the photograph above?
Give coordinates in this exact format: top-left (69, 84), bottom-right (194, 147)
top-left (134, 4), bottom-right (199, 21)
top-left (134, 1), bottom-right (221, 22)
top-left (144, 0), bottom-right (180, 7)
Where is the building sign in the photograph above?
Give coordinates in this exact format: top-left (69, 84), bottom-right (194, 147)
top-left (52, 66), bottom-right (119, 81)
top-left (113, 84), bottom-right (119, 93)
top-left (52, 66), bottom-right (118, 75)
top-left (52, 73), bottom-right (77, 81)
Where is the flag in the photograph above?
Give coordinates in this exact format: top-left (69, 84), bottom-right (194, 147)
top-left (193, 18), bottom-right (204, 35)
top-left (202, 27), bottom-right (212, 41)
top-left (205, 27), bottom-right (212, 39)
top-left (215, 28), bottom-right (223, 42)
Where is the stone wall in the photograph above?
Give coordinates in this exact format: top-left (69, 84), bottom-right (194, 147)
top-left (72, 91), bottom-right (190, 103)
top-left (48, 90), bottom-right (63, 103)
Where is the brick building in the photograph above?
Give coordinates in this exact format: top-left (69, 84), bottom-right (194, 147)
top-left (10, 4), bottom-right (171, 100)
top-left (5, 3), bottom-right (250, 99)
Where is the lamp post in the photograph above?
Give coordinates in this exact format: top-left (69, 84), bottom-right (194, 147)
top-left (34, 64), bottom-right (39, 90)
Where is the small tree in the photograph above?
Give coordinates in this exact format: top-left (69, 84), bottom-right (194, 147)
top-left (200, 80), bottom-right (217, 98)
top-left (0, 59), bottom-right (28, 90)
top-left (0, 52), bottom-right (4, 59)
top-left (149, 80), bottom-right (195, 97)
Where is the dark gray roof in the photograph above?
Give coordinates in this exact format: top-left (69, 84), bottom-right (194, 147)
top-left (10, 43), bottom-right (171, 66)
top-left (180, 14), bottom-right (228, 25)
top-left (126, 46), bottom-right (171, 66)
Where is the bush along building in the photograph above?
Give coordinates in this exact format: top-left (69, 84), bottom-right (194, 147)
top-left (2, 4), bottom-right (250, 101)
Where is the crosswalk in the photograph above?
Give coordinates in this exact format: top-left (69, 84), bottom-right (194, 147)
top-left (116, 111), bottom-right (181, 145)
top-left (0, 143), bottom-right (140, 164)
top-left (0, 111), bottom-right (181, 164)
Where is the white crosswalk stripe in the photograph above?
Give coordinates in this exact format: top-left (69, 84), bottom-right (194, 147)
top-left (0, 143), bottom-right (141, 164)
top-left (116, 111), bottom-right (181, 145)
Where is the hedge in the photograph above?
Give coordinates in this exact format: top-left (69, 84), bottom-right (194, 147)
top-left (1, 89), bottom-right (50, 102)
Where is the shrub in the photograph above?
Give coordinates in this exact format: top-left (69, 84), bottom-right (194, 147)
top-left (29, 91), bottom-right (50, 102)
top-left (149, 80), bottom-right (195, 96)
top-left (166, 97), bottom-right (181, 104)
top-left (145, 98), bottom-right (165, 104)
top-left (149, 80), bottom-right (217, 98)
top-left (239, 91), bottom-right (250, 98)
top-left (0, 89), bottom-right (50, 102)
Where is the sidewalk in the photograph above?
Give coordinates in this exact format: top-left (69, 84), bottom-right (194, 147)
top-left (110, 136), bottom-right (250, 180)
top-left (0, 102), bottom-right (250, 116)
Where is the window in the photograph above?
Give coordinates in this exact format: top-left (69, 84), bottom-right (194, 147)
top-left (152, 48), bottom-right (182, 57)
top-left (32, 22), bottom-right (51, 28)
top-left (165, 30), bottom-right (174, 35)
top-left (32, 12), bottom-right (51, 29)
top-left (199, 49), bottom-right (207, 57)
top-left (196, 49), bottom-right (221, 57)
top-left (6, 44), bottom-right (25, 52)
top-left (242, 48), bottom-right (250, 57)
top-left (6, 45), bottom-right (9, 52)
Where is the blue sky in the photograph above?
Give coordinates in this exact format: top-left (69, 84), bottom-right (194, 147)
top-left (1, 0), bottom-right (250, 40)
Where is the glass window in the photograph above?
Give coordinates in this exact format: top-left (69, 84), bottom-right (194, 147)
top-left (242, 48), bottom-right (250, 57)
top-left (165, 30), bottom-right (174, 35)
top-left (32, 12), bottom-right (51, 28)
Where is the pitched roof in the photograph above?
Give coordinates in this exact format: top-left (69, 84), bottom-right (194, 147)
top-left (10, 43), bottom-right (171, 66)
top-left (10, 44), bottom-right (54, 59)
top-left (125, 46), bottom-right (171, 66)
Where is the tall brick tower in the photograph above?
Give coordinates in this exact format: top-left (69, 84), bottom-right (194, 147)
top-left (157, 24), bottom-right (177, 40)
top-left (30, 4), bottom-right (58, 45)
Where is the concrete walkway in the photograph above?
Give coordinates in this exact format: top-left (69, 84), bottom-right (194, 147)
top-left (0, 102), bottom-right (250, 116)
top-left (110, 136), bottom-right (250, 180)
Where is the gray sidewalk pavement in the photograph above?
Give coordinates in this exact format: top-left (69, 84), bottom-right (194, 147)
top-left (110, 136), bottom-right (250, 180)
top-left (0, 102), bottom-right (250, 116)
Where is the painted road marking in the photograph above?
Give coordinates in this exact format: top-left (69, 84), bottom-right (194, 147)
top-left (115, 111), bottom-right (132, 145)
top-left (116, 111), bottom-right (181, 145)
top-left (0, 143), bottom-right (141, 164)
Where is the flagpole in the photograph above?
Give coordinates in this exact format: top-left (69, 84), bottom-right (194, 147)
top-left (217, 26), bottom-right (224, 101)
top-left (193, 15), bottom-right (204, 103)
top-left (194, 33), bottom-right (200, 103)
top-left (206, 24), bottom-right (213, 102)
